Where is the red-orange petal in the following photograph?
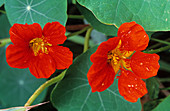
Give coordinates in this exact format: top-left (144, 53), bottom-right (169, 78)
top-left (49, 46), bottom-right (73, 69)
top-left (130, 51), bottom-right (160, 79)
top-left (90, 37), bottom-right (120, 64)
top-left (6, 45), bottom-right (32, 68)
top-left (118, 69), bottom-right (148, 102)
top-left (118, 21), bottom-right (149, 51)
top-left (43, 22), bottom-right (67, 45)
top-left (87, 63), bottom-right (115, 92)
top-left (10, 23), bottom-right (42, 47)
top-left (29, 54), bottom-right (56, 78)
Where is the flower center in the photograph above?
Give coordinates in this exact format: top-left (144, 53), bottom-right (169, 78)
top-left (107, 50), bottom-right (120, 65)
top-left (29, 38), bottom-right (52, 56)
top-left (107, 40), bottom-right (122, 66)
top-left (107, 40), bottom-right (134, 73)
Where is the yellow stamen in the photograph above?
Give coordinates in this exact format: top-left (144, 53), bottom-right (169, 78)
top-left (107, 51), bottom-right (120, 65)
top-left (107, 40), bottom-right (121, 65)
top-left (107, 40), bottom-right (134, 73)
top-left (122, 59), bottom-right (132, 71)
top-left (29, 38), bottom-right (52, 56)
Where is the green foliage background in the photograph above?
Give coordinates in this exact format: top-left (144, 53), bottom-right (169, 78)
top-left (0, 0), bottom-right (170, 111)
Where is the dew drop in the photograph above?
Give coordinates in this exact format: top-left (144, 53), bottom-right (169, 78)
top-left (131, 85), bottom-right (134, 87)
top-left (140, 62), bottom-right (143, 65)
top-left (128, 85), bottom-right (131, 87)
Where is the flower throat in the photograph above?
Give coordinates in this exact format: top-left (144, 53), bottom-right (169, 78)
top-left (29, 38), bottom-right (52, 56)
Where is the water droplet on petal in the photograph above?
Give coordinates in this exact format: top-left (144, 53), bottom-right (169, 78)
top-left (140, 62), bottom-right (143, 65)
top-left (128, 31), bottom-right (131, 34)
top-left (146, 67), bottom-right (150, 71)
top-left (102, 83), bottom-right (104, 86)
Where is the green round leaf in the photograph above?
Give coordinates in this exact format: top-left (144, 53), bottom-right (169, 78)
top-left (0, 46), bottom-right (47, 107)
top-left (153, 95), bottom-right (170, 111)
top-left (0, 14), bottom-right (11, 38)
top-left (0, 0), bottom-right (4, 7)
top-left (77, 3), bottom-right (117, 36)
top-left (51, 46), bottom-right (141, 111)
top-left (5, 0), bottom-right (67, 27)
top-left (77, 0), bottom-right (170, 31)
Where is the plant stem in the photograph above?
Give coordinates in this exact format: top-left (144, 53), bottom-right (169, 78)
top-left (0, 10), bottom-right (6, 14)
top-left (72, 0), bottom-right (76, 4)
top-left (160, 87), bottom-right (170, 90)
top-left (151, 98), bottom-right (164, 102)
top-left (0, 38), bottom-right (11, 47)
top-left (144, 45), bottom-right (170, 54)
top-left (151, 38), bottom-right (170, 45)
top-left (147, 38), bottom-right (170, 50)
top-left (24, 70), bottom-right (67, 107)
top-left (83, 27), bottom-right (93, 52)
top-left (67, 26), bottom-right (91, 38)
top-left (66, 24), bottom-right (89, 31)
top-left (158, 78), bottom-right (170, 82)
top-left (147, 43), bottom-right (162, 50)
top-left (68, 15), bottom-right (84, 19)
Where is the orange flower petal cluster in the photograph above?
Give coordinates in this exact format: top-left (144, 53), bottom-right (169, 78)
top-left (87, 21), bottom-right (160, 102)
top-left (6, 22), bottom-right (73, 78)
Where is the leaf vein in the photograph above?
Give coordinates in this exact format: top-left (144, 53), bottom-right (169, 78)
top-left (98, 93), bottom-right (106, 111)
top-left (31, 0), bottom-right (47, 7)
top-left (80, 90), bottom-right (91, 111)
top-left (16, 0), bottom-right (26, 6)
top-left (30, 8), bottom-right (56, 21)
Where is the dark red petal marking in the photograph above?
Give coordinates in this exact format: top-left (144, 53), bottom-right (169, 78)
top-left (6, 45), bottom-right (32, 68)
top-left (49, 46), bottom-right (73, 69)
top-left (43, 22), bottom-right (67, 45)
top-left (29, 54), bottom-right (56, 78)
top-left (10, 23), bottom-right (42, 47)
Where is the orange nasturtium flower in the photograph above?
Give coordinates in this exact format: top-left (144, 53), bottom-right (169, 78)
top-left (87, 21), bottom-right (160, 102)
top-left (6, 22), bottom-right (73, 78)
